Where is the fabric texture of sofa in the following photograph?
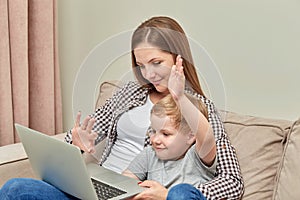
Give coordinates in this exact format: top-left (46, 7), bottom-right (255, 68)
top-left (0, 80), bottom-right (299, 200)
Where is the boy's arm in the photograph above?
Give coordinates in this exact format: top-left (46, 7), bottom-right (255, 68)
top-left (177, 95), bottom-right (216, 166)
top-left (122, 169), bottom-right (140, 180)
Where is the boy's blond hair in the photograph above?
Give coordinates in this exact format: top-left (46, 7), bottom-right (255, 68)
top-left (151, 94), bottom-right (208, 134)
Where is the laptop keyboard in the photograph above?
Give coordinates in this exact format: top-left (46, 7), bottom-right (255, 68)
top-left (91, 178), bottom-right (127, 199)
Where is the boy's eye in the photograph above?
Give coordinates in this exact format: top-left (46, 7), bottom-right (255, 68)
top-left (162, 132), bottom-right (170, 137)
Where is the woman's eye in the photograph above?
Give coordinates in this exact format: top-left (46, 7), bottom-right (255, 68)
top-left (149, 127), bottom-right (156, 135)
top-left (137, 65), bottom-right (145, 69)
top-left (152, 61), bottom-right (161, 66)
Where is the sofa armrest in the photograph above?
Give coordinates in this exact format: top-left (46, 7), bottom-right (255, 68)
top-left (0, 133), bottom-right (66, 187)
top-left (0, 142), bottom-right (36, 187)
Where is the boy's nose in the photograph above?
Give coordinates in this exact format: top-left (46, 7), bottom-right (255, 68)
top-left (151, 134), bottom-right (161, 144)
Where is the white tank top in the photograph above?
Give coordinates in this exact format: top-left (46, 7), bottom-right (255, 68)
top-left (102, 96), bottom-right (153, 173)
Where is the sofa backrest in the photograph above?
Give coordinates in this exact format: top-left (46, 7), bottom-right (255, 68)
top-left (273, 119), bottom-right (300, 200)
top-left (95, 80), bottom-right (122, 109)
top-left (221, 111), bottom-right (293, 200)
top-left (96, 80), bottom-right (300, 200)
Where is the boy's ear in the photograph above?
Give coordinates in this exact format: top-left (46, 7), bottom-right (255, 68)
top-left (186, 131), bottom-right (196, 145)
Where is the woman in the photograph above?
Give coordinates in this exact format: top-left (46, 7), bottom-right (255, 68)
top-left (0, 16), bottom-right (243, 200)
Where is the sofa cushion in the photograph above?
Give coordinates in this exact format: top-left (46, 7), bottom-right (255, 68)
top-left (221, 111), bottom-right (292, 200)
top-left (273, 118), bottom-right (300, 200)
top-left (95, 80), bottom-right (122, 108)
top-left (0, 133), bottom-right (66, 187)
top-left (0, 142), bottom-right (37, 187)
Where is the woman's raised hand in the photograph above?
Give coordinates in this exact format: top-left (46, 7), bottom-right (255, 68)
top-left (71, 111), bottom-right (98, 153)
top-left (168, 55), bottom-right (185, 101)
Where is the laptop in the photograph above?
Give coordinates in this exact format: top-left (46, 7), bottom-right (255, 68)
top-left (15, 123), bottom-right (144, 200)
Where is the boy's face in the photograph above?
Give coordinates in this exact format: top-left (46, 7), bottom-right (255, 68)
top-left (150, 114), bottom-right (194, 160)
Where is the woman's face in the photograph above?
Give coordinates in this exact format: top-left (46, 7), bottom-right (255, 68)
top-left (134, 43), bottom-right (174, 94)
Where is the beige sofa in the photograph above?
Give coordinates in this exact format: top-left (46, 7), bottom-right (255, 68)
top-left (1, 81), bottom-right (299, 200)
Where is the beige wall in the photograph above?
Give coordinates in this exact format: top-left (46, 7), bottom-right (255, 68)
top-left (58, 0), bottom-right (300, 131)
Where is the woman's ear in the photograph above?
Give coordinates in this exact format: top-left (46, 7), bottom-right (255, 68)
top-left (186, 131), bottom-right (196, 145)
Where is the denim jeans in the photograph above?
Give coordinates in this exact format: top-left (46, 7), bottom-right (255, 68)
top-left (1, 178), bottom-right (206, 200)
top-left (0, 178), bottom-right (79, 200)
top-left (167, 183), bottom-right (206, 200)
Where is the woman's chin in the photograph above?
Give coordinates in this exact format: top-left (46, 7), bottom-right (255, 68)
top-left (154, 85), bottom-right (168, 94)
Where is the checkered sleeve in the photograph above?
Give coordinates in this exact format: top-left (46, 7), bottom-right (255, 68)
top-left (198, 96), bottom-right (244, 199)
top-left (64, 100), bottom-right (115, 145)
top-left (64, 82), bottom-right (133, 145)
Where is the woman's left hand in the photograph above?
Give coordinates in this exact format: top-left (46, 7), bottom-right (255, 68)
top-left (168, 55), bottom-right (185, 101)
top-left (131, 180), bottom-right (168, 200)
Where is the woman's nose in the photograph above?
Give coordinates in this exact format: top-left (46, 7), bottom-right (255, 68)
top-left (144, 66), bottom-right (155, 80)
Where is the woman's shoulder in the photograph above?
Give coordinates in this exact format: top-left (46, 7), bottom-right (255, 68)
top-left (185, 89), bottom-right (215, 108)
top-left (121, 81), bottom-right (148, 91)
top-left (184, 89), bottom-right (223, 121)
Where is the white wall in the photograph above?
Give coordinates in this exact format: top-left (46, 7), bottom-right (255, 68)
top-left (58, 0), bottom-right (300, 131)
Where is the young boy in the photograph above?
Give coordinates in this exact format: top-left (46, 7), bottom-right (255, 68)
top-left (122, 93), bottom-right (217, 191)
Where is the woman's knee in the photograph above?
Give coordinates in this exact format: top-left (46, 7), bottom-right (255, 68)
top-left (0, 178), bottom-right (72, 200)
top-left (0, 178), bottom-right (33, 199)
top-left (1, 178), bottom-right (28, 193)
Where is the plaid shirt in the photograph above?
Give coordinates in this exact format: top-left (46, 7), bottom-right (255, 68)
top-left (65, 81), bottom-right (244, 199)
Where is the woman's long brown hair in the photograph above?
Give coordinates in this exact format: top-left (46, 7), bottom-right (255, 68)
top-left (131, 16), bottom-right (206, 97)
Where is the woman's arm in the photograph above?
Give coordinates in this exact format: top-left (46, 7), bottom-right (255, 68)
top-left (197, 101), bottom-right (244, 199)
top-left (64, 81), bottom-right (134, 145)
